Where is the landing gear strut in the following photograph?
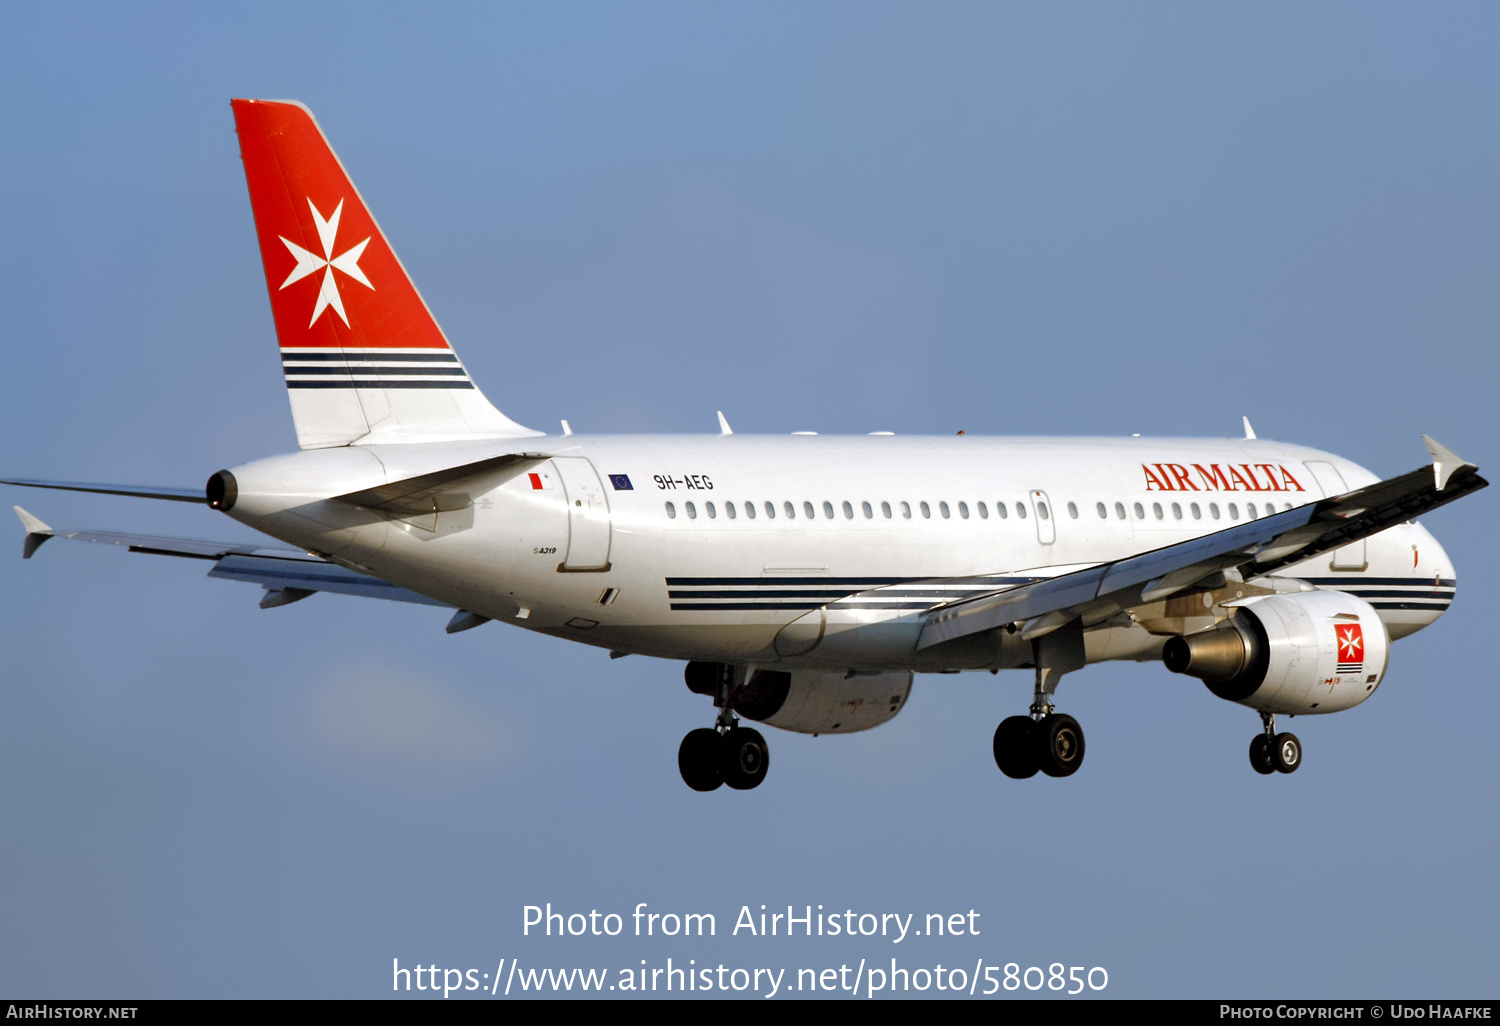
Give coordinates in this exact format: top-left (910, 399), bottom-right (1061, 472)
top-left (1249, 712), bottom-right (1300, 775)
top-left (992, 623), bottom-right (1087, 779)
top-left (678, 662), bottom-right (770, 792)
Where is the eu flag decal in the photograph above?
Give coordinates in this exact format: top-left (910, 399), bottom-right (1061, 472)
top-left (609, 474), bottom-right (633, 491)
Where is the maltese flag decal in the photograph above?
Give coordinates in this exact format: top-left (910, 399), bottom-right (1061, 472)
top-left (1335, 623), bottom-right (1364, 673)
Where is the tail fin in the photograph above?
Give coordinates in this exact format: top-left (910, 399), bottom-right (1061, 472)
top-left (231, 99), bottom-right (540, 448)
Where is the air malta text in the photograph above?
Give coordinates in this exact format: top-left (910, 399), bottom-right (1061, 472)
top-left (1142, 463), bottom-right (1305, 493)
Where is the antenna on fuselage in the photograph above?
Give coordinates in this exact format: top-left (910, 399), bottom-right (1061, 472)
top-left (1242, 416), bottom-right (1257, 440)
top-left (717, 411), bottom-right (733, 435)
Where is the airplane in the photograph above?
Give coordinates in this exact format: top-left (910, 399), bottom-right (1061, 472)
top-left (4, 99), bottom-right (1486, 792)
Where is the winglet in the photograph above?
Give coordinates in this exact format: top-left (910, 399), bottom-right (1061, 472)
top-left (717, 411), bottom-right (733, 435)
top-left (1422, 435), bottom-right (1475, 492)
top-left (1242, 416), bottom-right (1256, 440)
top-left (13, 506), bottom-right (53, 559)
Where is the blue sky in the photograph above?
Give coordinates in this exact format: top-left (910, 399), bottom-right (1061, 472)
top-left (1, 2), bottom-right (1496, 998)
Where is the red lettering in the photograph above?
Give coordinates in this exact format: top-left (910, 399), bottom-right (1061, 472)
top-left (1142, 465), bottom-right (1169, 491)
top-left (1239, 464), bottom-right (1266, 491)
top-left (1226, 465), bottom-right (1254, 491)
top-left (1193, 464), bottom-right (1232, 491)
top-left (1279, 465), bottom-right (1304, 492)
top-left (1169, 464), bottom-right (1200, 491)
top-left (1256, 464), bottom-right (1284, 491)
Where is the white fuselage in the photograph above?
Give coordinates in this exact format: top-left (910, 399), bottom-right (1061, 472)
top-left (222, 434), bottom-right (1455, 672)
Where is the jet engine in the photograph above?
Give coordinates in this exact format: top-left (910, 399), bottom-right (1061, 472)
top-left (733, 668), bottom-right (913, 735)
top-left (1162, 590), bottom-right (1389, 715)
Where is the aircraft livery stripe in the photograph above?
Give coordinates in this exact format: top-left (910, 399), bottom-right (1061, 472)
top-left (1333, 589), bottom-right (1456, 599)
top-left (286, 380), bottom-right (476, 389)
top-left (663, 576), bottom-right (1035, 587)
top-left (1304, 577), bottom-right (1456, 587)
top-left (670, 602), bottom-right (935, 612)
top-left (283, 366), bottom-right (469, 376)
top-left (1369, 601), bottom-right (1451, 611)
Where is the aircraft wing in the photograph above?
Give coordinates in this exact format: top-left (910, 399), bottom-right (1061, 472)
top-left (10, 509), bottom-right (449, 609)
top-left (917, 436), bottom-right (1487, 650)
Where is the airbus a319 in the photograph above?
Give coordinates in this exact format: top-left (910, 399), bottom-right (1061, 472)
top-left (7, 100), bottom-right (1485, 791)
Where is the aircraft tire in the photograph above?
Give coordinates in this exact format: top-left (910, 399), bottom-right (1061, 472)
top-left (993, 716), bottom-right (1040, 779)
top-left (678, 728), bottom-right (724, 791)
top-left (1035, 714), bottom-right (1085, 778)
top-left (720, 727), bottom-right (769, 790)
top-left (1272, 732), bottom-right (1302, 774)
top-left (1249, 734), bottom-right (1275, 775)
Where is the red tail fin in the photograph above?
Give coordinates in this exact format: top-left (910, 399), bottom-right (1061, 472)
top-left (231, 99), bottom-right (537, 447)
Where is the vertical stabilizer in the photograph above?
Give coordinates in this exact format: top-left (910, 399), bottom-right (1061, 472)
top-left (231, 99), bottom-right (540, 448)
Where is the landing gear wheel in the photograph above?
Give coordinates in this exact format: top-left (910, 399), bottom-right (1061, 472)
top-left (993, 716), bottom-right (1039, 779)
top-left (1035, 714), bottom-right (1085, 778)
top-left (678, 728), bottom-right (723, 791)
top-left (1271, 732), bottom-right (1301, 774)
top-left (1248, 734), bottom-right (1275, 775)
top-left (720, 727), bottom-right (769, 790)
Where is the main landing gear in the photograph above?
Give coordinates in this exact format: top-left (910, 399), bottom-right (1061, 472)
top-left (678, 662), bottom-right (770, 792)
top-left (1249, 712), bottom-right (1301, 775)
top-left (993, 711), bottom-right (1086, 779)
top-left (992, 623), bottom-right (1087, 779)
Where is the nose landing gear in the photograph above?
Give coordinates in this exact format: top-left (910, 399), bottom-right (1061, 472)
top-left (1249, 712), bottom-right (1300, 775)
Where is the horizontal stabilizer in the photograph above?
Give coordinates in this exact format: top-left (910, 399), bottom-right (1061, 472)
top-left (2, 479), bottom-right (204, 503)
top-left (13, 521), bottom-right (449, 608)
top-left (332, 452), bottom-right (548, 513)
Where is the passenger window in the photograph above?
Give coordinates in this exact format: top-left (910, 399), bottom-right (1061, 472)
top-left (939, 501), bottom-right (950, 519)
top-left (1037, 502), bottom-right (1049, 520)
top-left (804, 501), bottom-right (815, 519)
top-left (1134, 502), bottom-right (1145, 519)
top-left (1190, 503), bottom-right (1201, 520)
top-left (1245, 503), bottom-right (1257, 519)
top-left (978, 501), bottom-right (989, 519)
top-left (1171, 502), bottom-right (1182, 520)
top-left (1096, 502), bottom-right (1107, 519)
top-left (1153, 502), bottom-right (1164, 520)
top-left (823, 501), bottom-right (834, 519)
top-left (1115, 502), bottom-right (1126, 520)
top-left (1208, 503), bottom-right (1218, 520)
top-left (725, 501), bottom-right (735, 519)
top-left (744, 501), bottom-right (756, 520)
top-left (958, 501), bottom-right (969, 519)
top-left (996, 502), bottom-right (1008, 519)
top-left (920, 501), bottom-right (931, 519)
top-left (706, 501), bottom-right (716, 519)
top-left (665, 501), bottom-right (677, 519)
top-left (784, 501), bottom-right (795, 519)
top-left (1228, 503), bottom-right (1238, 520)
top-left (686, 501), bottom-right (697, 519)
top-left (765, 502), bottom-right (776, 519)
top-left (843, 501), bottom-right (854, 519)
top-left (881, 501), bottom-right (892, 519)
top-left (900, 501), bottom-right (912, 519)
top-left (1016, 503), bottom-right (1027, 519)
top-left (862, 501), bottom-right (873, 519)
top-left (1067, 501), bottom-right (1078, 519)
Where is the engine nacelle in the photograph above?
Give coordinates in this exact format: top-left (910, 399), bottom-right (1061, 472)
top-left (1162, 591), bottom-right (1389, 715)
top-left (733, 669), bottom-right (912, 735)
